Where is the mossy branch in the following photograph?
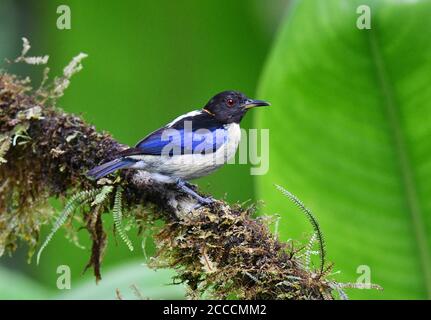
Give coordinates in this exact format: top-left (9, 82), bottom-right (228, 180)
top-left (0, 45), bottom-right (367, 298)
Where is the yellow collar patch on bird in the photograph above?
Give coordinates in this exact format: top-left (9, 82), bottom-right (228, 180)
top-left (202, 108), bottom-right (215, 116)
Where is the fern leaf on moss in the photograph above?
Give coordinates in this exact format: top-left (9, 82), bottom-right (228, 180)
top-left (113, 186), bottom-right (134, 252)
top-left (304, 232), bottom-right (317, 270)
top-left (275, 184), bottom-right (326, 275)
top-left (91, 185), bottom-right (114, 207)
top-left (36, 188), bottom-right (100, 265)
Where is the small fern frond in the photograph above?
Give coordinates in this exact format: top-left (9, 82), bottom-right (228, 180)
top-left (275, 184), bottom-right (326, 275)
top-left (91, 185), bottom-right (114, 206)
top-left (36, 188), bottom-right (100, 265)
top-left (113, 186), bottom-right (134, 251)
top-left (329, 282), bottom-right (349, 300)
top-left (304, 232), bottom-right (317, 270)
top-left (141, 236), bottom-right (148, 261)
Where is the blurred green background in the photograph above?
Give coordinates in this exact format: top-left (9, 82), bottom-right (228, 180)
top-left (1, 0), bottom-right (431, 300)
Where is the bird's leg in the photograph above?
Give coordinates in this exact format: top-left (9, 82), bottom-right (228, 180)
top-left (175, 178), bottom-right (214, 205)
top-left (183, 180), bottom-right (197, 190)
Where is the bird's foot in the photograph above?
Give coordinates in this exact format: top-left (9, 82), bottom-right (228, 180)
top-left (175, 178), bottom-right (214, 207)
top-left (192, 196), bottom-right (214, 208)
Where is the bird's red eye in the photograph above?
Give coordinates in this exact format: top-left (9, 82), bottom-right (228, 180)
top-left (226, 98), bottom-right (234, 107)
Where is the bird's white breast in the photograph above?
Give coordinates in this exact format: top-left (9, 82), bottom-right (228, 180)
top-left (129, 123), bottom-right (241, 181)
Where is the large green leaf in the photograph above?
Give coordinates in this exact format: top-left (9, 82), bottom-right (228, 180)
top-left (257, 0), bottom-right (431, 299)
top-left (56, 262), bottom-right (185, 300)
top-left (0, 255), bottom-right (184, 300)
top-left (0, 266), bottom-right (52, 299)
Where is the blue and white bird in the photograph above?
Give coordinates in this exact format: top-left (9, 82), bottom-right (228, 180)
top-left (87, 91), bottom-right (269, 204)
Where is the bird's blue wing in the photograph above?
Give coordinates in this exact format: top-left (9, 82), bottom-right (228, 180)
top-left (134, 126), bottom-right (227, 156)
top-left (117, 111), bottom-right (229, 157)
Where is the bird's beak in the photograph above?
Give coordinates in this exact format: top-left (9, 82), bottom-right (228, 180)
top-left (243, 99), bottom-right (270, 109)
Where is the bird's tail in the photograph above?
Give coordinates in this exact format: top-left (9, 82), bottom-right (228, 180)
top-left (87, 158), bottom-right (133, 180)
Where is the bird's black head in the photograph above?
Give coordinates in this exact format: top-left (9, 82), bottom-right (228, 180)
top-left (203, 91), bottom-right (270, 124)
